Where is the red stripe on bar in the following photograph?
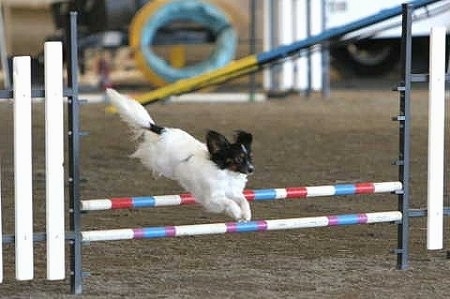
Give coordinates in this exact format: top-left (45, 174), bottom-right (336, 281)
top-left (180, 193), bottom-right (196, 205)
top-left (355, 183), bottom-right (375, 194)
top-left (285, 187), bottom-right (308, 198)
top-left (110, 197), bottom-right (133, 209)
top-left (243, 189), bottom-right (256, 201)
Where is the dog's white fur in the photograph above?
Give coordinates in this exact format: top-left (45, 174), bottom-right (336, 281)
top-left (107, 89), bottom-right (252, 221)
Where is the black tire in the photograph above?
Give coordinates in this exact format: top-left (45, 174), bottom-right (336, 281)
top-left (331, 39), bottom-right (400, 76)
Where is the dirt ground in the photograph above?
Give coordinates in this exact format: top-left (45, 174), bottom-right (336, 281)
top-left (1, 85), bottom-right (450, 298)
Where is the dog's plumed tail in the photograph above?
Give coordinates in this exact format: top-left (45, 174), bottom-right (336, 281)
top-left (106, 88), bottom-right (156, 132)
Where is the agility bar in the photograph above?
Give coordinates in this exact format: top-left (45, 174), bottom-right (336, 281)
top-left (81, 211), bottom-right (402, 242)
top-left (81, 181), bottom-right (402, 211)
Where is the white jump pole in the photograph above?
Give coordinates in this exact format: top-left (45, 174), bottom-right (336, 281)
top-left (44, 42), bottom-right (65, 280)
top-left (427, 27), bottom-right (446, 250)
top-left (13, 56), bottom-right (34, 280)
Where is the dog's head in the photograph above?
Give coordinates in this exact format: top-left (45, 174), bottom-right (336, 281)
top-left (206, 130), bottom-right (254, 174)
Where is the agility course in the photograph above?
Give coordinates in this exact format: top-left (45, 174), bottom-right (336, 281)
top-left (0, 2), bottom-right (450, 297)
top-left (131, 0), bottom-right (445, 105)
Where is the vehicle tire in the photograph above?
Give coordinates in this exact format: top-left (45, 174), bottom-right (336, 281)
top-left (331, 39), bottom-right (400, 76)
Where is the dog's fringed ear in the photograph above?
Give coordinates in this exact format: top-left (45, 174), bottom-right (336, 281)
top-left (235, 131), bottom-right (253, 150)
top-left (206, 130), bottom-right (230, 155)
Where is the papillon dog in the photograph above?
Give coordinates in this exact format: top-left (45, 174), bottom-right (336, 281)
top-left (107, 89), bottom-right (254, 221)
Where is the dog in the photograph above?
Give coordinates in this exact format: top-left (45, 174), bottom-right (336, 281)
top-left (107, 89), bottom-right (254, 221)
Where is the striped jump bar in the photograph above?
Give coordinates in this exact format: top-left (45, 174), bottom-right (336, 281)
top-left (81, 181), bottom-right (402, 211)
top-left (81, 211), bottom-right (402, 242)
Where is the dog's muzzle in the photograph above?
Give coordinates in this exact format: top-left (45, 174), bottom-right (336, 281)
top-left (246, 164), bottom-right (255, 174)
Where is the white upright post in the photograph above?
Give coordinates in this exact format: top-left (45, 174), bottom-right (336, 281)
top-left (294, 0), bottom-right (308, 90)
top-left (309, 0), bottom-right (323, 91)
top-left (44, 42), bottom-right (65, 280)
top-left (262, 0), bottom-right (273, 91)
top-left (13, 56), bottom-right (34, 280)
top-left (427, 27), bottom-right (446, 250)
top-left (293, 0), bottom-right (323, 92)
top-left (278, 0), bottom-right (294, 91)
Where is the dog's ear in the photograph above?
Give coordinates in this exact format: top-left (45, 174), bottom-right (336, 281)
top-left (206, 130), bottom-right (230, 155)
top-left (235, 131), bottom-right (253, 150)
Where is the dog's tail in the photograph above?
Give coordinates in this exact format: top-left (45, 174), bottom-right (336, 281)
top-left (106, 88), bottom-right (164, 135)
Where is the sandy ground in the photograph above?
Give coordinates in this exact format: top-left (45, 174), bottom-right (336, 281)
top-left (0, 86), bottom-right (450, 298)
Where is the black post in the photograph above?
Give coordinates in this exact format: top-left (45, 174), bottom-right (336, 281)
top-left (66, 12), bottom-right (83, 294)
top-left (396, 3), bottom-right (412, 270)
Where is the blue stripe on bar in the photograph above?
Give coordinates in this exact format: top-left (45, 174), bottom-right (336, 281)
top-left (336, 214), bottom-right (359, 225)
top-left (334, 184), bottom-right (356, 196)
top-left (139, 227), bottom-right (169, 238)
top-left (227, 221), bottom-right (265, 233)
top-left (328, 214), bottom-right (367, 226)
top-left (253, 189), bottom-right (277, 200)
top-left (132, 196), bottom-right (156, 208)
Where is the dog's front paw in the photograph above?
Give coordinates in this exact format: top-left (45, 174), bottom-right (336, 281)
top-left (242, 209), bottom-right (251, 222)
top-left (236, 211), bottom-right (251, 223)
top-left (237, 215), bottom-right (251, 223)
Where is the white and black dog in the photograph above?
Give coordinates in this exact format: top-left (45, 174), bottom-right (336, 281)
top-left (107, 89), bottom-right (254, 221)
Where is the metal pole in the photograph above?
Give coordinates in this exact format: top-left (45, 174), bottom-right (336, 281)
top-left (396, 3), bottom-right (412, 270)
top-left (66, 12), bottom-right (83, 295)
top-left (321, 0), bottom-right (330, 98)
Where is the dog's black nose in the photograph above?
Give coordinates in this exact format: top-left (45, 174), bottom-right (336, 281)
top-left (247, 165), bottom-right (255, 174)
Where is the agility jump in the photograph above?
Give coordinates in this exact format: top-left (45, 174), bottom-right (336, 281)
top-left (0, 2), bottom-right (449, 296)
top-left (0, 32), bottom-right (406, 295)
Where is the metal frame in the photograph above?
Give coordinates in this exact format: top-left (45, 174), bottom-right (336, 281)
top-left (396, 2), bottom-right (450, 269)
top-left (65, 12), bottom-right (83, 295)
top-left (395, 3), bottom-right (413, 270)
